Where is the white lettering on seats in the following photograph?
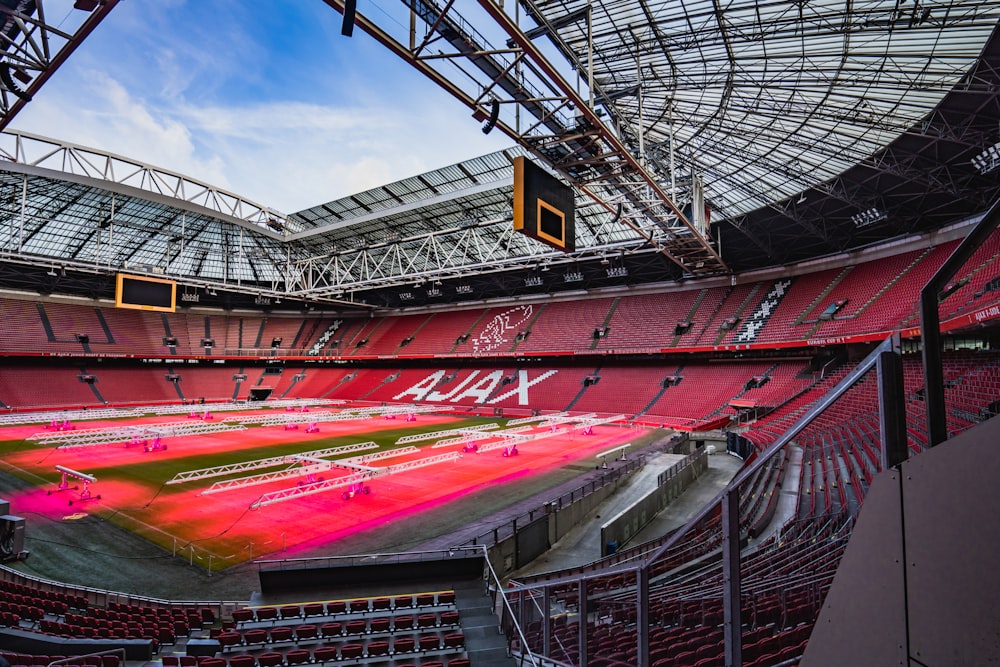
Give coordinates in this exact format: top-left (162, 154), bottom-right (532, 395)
top-left (487, 369), bottom-right (559, 405)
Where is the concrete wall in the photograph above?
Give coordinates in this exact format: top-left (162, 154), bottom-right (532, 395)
top-left (600, 450), bottom-right (709, 555)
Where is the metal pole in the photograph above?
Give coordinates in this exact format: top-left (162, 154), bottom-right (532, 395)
top-left (578, 579), bottom-right (588, 667)
top-left (722, 487), bottom-right (742, 667)
top-left (920, 199), bottom-right (1000, 446)
top-left (636, 566), bottom-right (650, 666)
top-left (877, 335), bottom-right (908, 469)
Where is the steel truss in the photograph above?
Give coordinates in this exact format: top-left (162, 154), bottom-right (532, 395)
top-left (0, 407), bottom-right (142, 426)
top-left (319, 0), bottom-right (726, 277)
top-left (506, 412), bottom-right (567, 426)
top-left (157, 399), bottom-right (340, 416)
top-left (249, 451), bottom-right (463, 509)
top-left (0, 2), bottom-right (120, 131)
top-left (395, 423), bottom-right (499, 444)
top-left (165, 441), bottom-right (379, 485)
top-left (30, 420), bottom-right (247, 448)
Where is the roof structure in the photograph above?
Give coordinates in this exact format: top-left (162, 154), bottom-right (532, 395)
top-left (0, 1), bottom-right (998, 309)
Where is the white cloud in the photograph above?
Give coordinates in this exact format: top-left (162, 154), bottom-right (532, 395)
top-left (10, 64), bottom-right (511, 214)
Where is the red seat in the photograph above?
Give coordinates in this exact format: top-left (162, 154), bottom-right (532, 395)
top-left (312, 647), bottom-right (337, 664)
top-left (279, 605), bottom-right (301, 620)
top-left (369, 617), bottom-right (390, 633)
top-left (443, 632), bottom-right (464, 649)
top-left (255, 607), bottom-right (278, 623)
top-left (285, 649), bottom-right (310, 665)
top-left (417, 613), bottom-right (437, 628)
top-left (392, 636), bottom-right (415, 654)
top-left (437, 591), bottom-right (455, 605)
top-left (269, 626), bottom-right (293, 642)
top-left (345, 619), bottom-right (367, 635)
top-left (340, 644), bottom-right (363, 660)
top-left (228, 655), bottom-right (255, 667)
top-left (217, 631), bottom-right (241, 650)
top-left (371, 597), bottom-right (391, 611)
top-left (243, 628), bottom-right (268, 645)
top-left (393, 615), bottom-right (414, 631)
top-left (419, 634), bottom-right (441, 651)
top-left (415, 594), bottom-right (435, 607)
top-left (302, 603), bottom-right (324, 618)
top-left (348, 598), bottom-right (369, 613)
top-left (325, 601), bottom-right (346, 615)
top-left (256, 653), bottom-right (282, 667)
top-left (319, 622), bottom-right (342, 638)
top-left (393, 595), bottom-right (413, 609)
top-left (440, 610), bottom-right (460, 626)
top-left (367, 640), bottom-right (390, 657)
top-left (447, 659), bottom-right (470, 667)
top-left (295, 624), bottom-right (317, 641)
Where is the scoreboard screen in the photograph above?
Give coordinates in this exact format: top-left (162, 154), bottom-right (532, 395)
top-left (512, 156), bottom-right (575, 252)
top-left (115, 273), bottom-right (176, 312)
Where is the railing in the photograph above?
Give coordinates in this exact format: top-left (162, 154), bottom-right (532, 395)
top-left (500, 333), bottom-right (906, 666)
top-left (465, 457), bottom-right (645, 548)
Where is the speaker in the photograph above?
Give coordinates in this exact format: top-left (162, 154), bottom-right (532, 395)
top-left (341, 0), bottom-right (356, 36)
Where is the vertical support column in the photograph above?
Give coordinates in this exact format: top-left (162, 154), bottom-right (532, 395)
top-left (636, 566), bottom-right (650, 667)
top-left (920, 288), bottom-right (947, 448)
top-left (877, 336), bottom-right (909, 469)
top-left (722, 487), bottom-right (742, 667)
top-left (578, 578), bottom-right (588, 667)
top-left (542, 586), bottom-right (551, 659)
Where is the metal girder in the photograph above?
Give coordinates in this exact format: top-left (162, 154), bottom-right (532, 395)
top-left (165, 441), bottom-right (379, 485)
top-left (249, 451), bottom-right (462, 508)
top-left (31, 420), bottom-right (246, 448)
top-left (0, 407), bottom-right (141, 426)
top-left (158, 399), bottom-right (340, 415)
top-left (431, 430), bottom-right (497, 449)
top-left (320, 0), bottom-right (727, 277)
top-left (203, 461), bottom-right (333, 495)
top-left (506, 412), bottom-right (566, 426)
top-left (395, 423), bottom-right (499, 444)
top-left (538, 412), bottom-right (597, 427)
top-left (0, 131), bottom-right (291, 237)
top-left (0, 1), bottom-right (120, 130)
top-left (251, 470), bottom-right (373, 509)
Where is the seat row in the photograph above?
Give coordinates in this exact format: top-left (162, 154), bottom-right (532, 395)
top-left (0, 654), bottom-right (120, 667)
top-left (220, 630), bottom-right (465, 660)
top-left (232, 592), bottom-right (455, 627)
top-left (219, 611), bottom-right (461, 651)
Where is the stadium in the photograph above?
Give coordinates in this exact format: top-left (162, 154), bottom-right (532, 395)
top-left (0, 1), bottom-right (998, 666)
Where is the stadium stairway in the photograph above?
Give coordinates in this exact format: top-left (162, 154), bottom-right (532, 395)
top-left (452, 581), bottom-right (515, 666)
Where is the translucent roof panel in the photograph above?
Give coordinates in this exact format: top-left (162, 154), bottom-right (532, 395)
top-left (529, 0), bottom-right (1000, 219)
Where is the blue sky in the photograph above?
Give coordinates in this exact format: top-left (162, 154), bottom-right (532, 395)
top-left (9, 0), bottom-right (512, 214)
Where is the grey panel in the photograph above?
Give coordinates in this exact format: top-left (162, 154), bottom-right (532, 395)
top-left (801, 467), bottom-right (907, 667)
top-left (903, 415), bottom-right (1000, 667)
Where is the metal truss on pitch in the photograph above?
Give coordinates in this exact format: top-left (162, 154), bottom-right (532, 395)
top-left (204, 446), bottom-right (422, 495)
top-left (201, 445), bottom-right (402, 494)
top-left (246, 403), bottom-right (438, 427)
top-left (249, 451), bottom-right (462, 509)
top-left (431, 413), bottom-right (625, 452)
top-left (396, 423), bottom-right (500, 445)
top-left (165, 441), bottom-right (380, 486)
top-left (28, 420), bottom-right (247, 448)
top-left (170, 437), bottom-right (463, 508)
top-left (154, 399), bottom-right (342, 416)
top-left (506, 413), bottom-right (569, 427)
top-left (0, 407), bottom-right (143, 426)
